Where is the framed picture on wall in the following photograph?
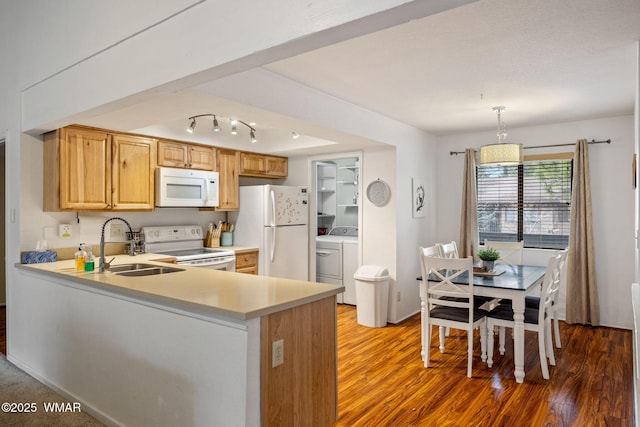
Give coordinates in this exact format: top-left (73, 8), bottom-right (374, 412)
top-left (412, 178), bottom-right (425, 218)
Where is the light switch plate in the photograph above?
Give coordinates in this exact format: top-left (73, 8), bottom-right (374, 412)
top-left (58, 224), bottom-right (72, 238)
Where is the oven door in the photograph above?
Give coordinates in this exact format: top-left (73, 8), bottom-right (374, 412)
top-left (176, 255), bottom-right (236, 271)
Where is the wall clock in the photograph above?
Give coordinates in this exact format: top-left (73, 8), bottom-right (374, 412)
top-left (366, 179), bottom-right (391, 206)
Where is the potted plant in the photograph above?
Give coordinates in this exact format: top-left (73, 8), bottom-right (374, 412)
top-left (477, 247), bottom-right (501, 272)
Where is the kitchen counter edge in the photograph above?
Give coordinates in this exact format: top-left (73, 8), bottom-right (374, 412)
top-left (15, 254), bottom-right (344, 322)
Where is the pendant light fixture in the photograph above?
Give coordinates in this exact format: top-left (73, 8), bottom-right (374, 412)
top-left (186, 114), bottom-right (256, 143)
top-left (479, 106), bottom-right (523, 166)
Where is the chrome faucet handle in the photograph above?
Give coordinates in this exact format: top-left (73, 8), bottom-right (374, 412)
top-left (102, 257), bottom-right (116, 270)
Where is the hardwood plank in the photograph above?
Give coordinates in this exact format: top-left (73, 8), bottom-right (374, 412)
top-left (333, 304), bottom-right (633, 426)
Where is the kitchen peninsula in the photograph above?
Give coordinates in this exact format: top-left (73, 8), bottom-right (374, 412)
top-left (13, 254), bottom-right (343, 426)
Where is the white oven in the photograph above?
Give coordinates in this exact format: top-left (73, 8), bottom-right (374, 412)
top-left (141, 225), bottom-right (236, 271)
top-left (175, 254), bottom-right (236, 271)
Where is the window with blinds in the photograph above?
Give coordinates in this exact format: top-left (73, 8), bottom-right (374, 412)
top-left (476, 158), bottom-right (572, 249)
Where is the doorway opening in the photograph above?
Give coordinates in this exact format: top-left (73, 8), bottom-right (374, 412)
top-left (310, 152), bottom-right (362, 305)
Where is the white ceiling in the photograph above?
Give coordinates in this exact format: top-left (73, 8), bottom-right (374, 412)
top-left (85, 0), bottom-right (640, 156)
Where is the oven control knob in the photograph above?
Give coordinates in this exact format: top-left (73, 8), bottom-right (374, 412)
top-left (195, 228), bottom-right (201, 235)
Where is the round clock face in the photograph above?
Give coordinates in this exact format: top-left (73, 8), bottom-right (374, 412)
top-left (366, 180), bottom-right (391, 206)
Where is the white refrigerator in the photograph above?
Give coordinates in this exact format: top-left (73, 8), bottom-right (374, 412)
top-left (230, 185), bottom-right (309, 280)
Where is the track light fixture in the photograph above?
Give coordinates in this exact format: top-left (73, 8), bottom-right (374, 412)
top-left (186, 114), bottom-right (257, 143)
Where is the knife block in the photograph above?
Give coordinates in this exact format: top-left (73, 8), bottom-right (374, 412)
top-left (204, 231), bottom-right (220, 248)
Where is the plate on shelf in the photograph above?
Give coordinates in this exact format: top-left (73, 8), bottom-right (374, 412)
top-left (366, 179), bottom-right (391, 206)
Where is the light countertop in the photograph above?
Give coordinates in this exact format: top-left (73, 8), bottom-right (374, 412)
top-left (16, 253), bottom-right (344, 321)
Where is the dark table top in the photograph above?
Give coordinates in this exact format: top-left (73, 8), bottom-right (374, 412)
top-left (418, 263), bottom-right (546, 292)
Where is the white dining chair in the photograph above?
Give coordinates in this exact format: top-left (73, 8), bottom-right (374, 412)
top-left (421, 244), bottom-right (441, 258)
top-left (483, 240), bottom-right (524, 264)
top-left (418, 253), bottom-right (487, 378)
top-left (486, 252), bottom-right (562, 380)
top-left (436, 241), bottom-right (459, 259)
top-left (523, 248), bottom-right (568, 348)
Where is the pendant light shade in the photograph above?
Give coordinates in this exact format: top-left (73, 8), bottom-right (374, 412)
top-left (479, 143), bottom-right (523, 166)
top-left (479, 106), bottom-right (523, 166)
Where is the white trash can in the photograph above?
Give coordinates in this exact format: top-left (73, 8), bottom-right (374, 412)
top-left (354, 265), bottom-right (390, 327)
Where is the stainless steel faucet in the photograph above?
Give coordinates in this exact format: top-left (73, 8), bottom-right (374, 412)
top-left (99, 217), bottom-right (135, 272)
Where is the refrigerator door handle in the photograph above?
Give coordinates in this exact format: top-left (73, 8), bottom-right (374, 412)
top-left (269, 189), bottom-right (276, 226)
top-left (269, 226), bottom-right (276, 263)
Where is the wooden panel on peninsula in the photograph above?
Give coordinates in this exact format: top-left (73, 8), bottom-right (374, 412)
top-left (261, 296), bottom-right (337, 426)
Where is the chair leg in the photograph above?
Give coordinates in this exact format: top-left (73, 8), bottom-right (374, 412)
top-left (480, 321), bottom-right (487, 363)
top-left (552, 307), bottom-right (562, 348)
top-left (498, 326), bottom-right (506, 355)
top-left (538, 329), bottom-right (550, 380)
top-left (487, 322), bottom-right (495, 368)
top-left (545, 318), bottom-right (556, 366)
top-left (467, 328), bottom-right (474, 378)
top-left (439, 326), bottom-right (446, 353)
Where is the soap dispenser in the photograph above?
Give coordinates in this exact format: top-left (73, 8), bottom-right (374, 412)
top-left (84, 246), bottom-right (95, 272)
top-left (75, 244), bottom-right (86, 271)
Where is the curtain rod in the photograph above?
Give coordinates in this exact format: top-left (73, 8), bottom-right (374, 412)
top-left (449, 139), bottom-right (611, 156)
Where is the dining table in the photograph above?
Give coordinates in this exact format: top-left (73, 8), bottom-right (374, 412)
top-left (418, 263), bottom-right (546, 383)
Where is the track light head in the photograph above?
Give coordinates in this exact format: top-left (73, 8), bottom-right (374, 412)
top-left (250, 129), bottom-right (257, 143)
top-left (187, 118), bottom-right (196, 133)
top-left (213, 116), bottom-right (220, 132)
top-left (231, 120), bottom-right (238, 135)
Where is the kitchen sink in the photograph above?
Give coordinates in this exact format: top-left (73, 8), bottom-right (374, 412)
top-left (108, 263), bottom-right (160, 272)
top-left (109, 263), bottom-right (184, 276)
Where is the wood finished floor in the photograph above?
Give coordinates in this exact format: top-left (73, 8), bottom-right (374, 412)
top-left (0, 305), bottom-right (632, 425)
top-left (334, 304), bottom-right (633, 426)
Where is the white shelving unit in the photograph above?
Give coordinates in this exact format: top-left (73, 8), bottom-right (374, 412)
top-left (316, 162), bottom-right (337, 231)
top-left (335, 162), bottom-right (359, 227)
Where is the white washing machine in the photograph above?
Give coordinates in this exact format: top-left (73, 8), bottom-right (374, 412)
top-left (316, 227), bottom-right (358, 305)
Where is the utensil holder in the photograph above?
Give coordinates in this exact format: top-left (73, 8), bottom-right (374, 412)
top-left (221, 232), bottom-right (233, 247)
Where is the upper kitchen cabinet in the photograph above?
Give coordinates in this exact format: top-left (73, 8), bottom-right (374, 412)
top-left (43, 126), bottom-right (156, 212)
top-left (214, 148), bottom-right (240, 211)
top-left (157, 139), bottom-right (216, 170)
top-left (239, 152), bottom-right (288, 178)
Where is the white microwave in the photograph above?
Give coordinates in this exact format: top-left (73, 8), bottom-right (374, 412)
top-left (155, 167), bottom-right (219, 208)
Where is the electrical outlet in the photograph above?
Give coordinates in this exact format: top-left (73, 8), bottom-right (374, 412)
top-left (58, 224), bottom-right (72, 239)
top-left (272, 339), bottom-right (284, 367)
top-left (110, 223), bottom-right (125, 238)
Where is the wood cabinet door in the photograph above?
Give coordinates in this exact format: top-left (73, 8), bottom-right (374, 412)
top-left (240, 152), bottom-right (266, 175)
top-left (111, 134), bottom-right (156, 210)
top-left (216, 149), bottom-right (240, 211)
top-left (189, 145), bottom-right (216, 170)
top-left (157, 140), bottom-right (188, 168)
top-left (59, 127), bottom-right (111, 210)
top-left (265, 156), bottom-right (288, 177)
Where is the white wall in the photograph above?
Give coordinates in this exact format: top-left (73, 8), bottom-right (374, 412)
top-left (436, 115), bottom-right (635, 329)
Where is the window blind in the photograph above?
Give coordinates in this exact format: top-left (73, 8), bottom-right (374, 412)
top-left (477, 159), bottom-right (572, 249)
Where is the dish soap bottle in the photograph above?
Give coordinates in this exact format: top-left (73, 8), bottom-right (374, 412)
top-left (75, 244), bottom-right (86, 271)
top-left (84, 246), bottom-right (95, 272)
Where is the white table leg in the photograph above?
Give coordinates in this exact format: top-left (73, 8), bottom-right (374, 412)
top-left (512, 296), bottom-right (526, 383)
